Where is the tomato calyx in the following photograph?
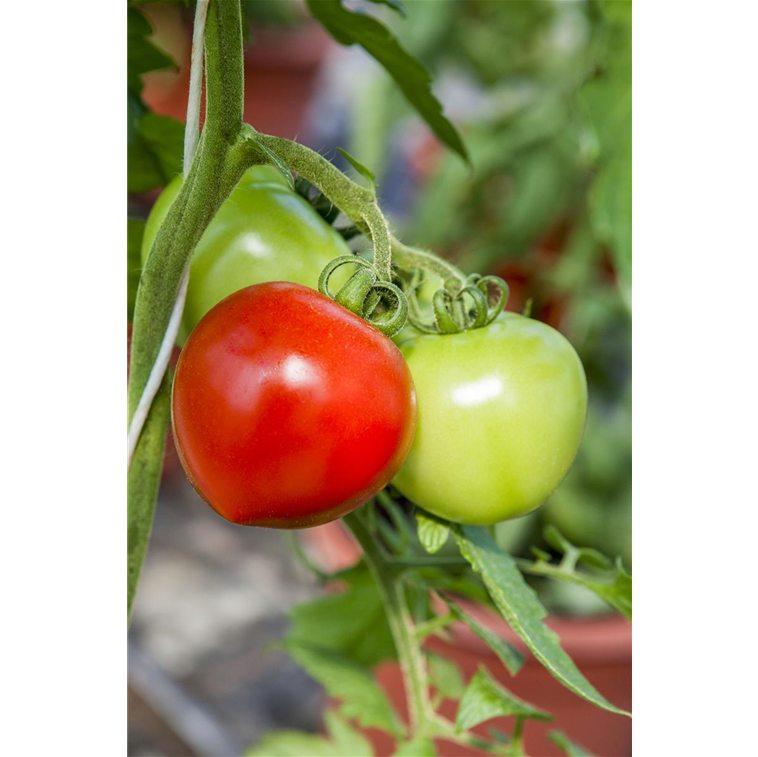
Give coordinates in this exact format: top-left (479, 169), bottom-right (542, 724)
top-left (318, 255), bottom-right (409, 338)
top-left (408, 273), bottom-right (510, 335)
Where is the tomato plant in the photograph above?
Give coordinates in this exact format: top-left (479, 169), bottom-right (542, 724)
top-left (141, 165), bottom-right (352, 342)
top-left (393, 313), bottom-right (587, 525)
top-left (171, 281), bottom-right (416, 528)
top-left (128, 2), bottom-right (631, 754)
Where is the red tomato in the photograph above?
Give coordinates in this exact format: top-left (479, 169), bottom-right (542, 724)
top-left (171, 282), bottom-right (417, 528)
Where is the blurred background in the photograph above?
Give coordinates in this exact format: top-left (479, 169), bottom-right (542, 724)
top-left (128, 1), bottom-right (631, 754)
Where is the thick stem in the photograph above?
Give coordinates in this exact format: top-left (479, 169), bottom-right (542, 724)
top-left (127, 0), bottom-right (252, 620)
top-left (343, 511), bottom-right (434, 736)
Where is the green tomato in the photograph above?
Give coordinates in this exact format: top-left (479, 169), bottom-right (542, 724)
top-left (393, 313), bottom-right (587, 525)
top-left (141, 166), bottom-right (351, 342)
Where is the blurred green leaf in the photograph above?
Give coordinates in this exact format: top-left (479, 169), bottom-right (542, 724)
top-left (305, 0), bottom-right (468, 163)
top-left (589, 146), bottom-right (631, 304)
top-left (287, 562), bottom-right (396, 667)
top-left (127, 218), bottom-right (145, 321)
top-left (520, 527), bottom-right (632, 620)
top-left (582, 0), bottom-right (632, 304)
top-left (245, 710), bottom-right (374, 756)
top-left (283, 641), bottom-right (403, 736)
top-left (127, 98), bottom-right (184, 194)
top-left (415, 510), bottom-right (450, 554)
top-left (439, 596), bottom-right (524, 675)
top-left (453, 525), bottom-right (630, 716)
top-left (363, 0), bottom-right (406, 17)
top-left (127, 7), bottom-right (175, 95)
top-left (427, 652), bottom-right (465, 701)
top-left (393, 737), bottom-right (437, 757)
top-left (548, 729), bottom-right (595, 756)
top-left (455, 668), bottom-right (551, 732)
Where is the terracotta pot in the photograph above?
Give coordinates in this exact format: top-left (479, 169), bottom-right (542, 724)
top-left (141, 8), bottom-right (333, 141)
top-left (304, 522), bottom-right (631, 757)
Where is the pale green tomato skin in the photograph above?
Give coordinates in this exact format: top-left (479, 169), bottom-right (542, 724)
top-left (393, 313), bottom-right (588, 525)
top-left (141, 167), bottom-right (351, 342)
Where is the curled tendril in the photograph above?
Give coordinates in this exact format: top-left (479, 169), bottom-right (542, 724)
top-left (318, 255), bottom-right (408, 337)
top-left (405, 273), bottom-right (510, 335)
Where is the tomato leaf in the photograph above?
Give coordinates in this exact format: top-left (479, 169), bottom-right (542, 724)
top-left (127, 7), bottom-right (175, 95)
top-left (427, 653), bottom-right (465, 701)
top-left (286, 562), bottom-right (396, 667)
top-left (519, 527), bottom-right (632, 620)
top-left (245, 710), bottom-right (374, 756)
top-left (128, 96), bottom-right (184, 194)
top-left (127, 218), bottom-right (145, 321)
top-left (439, 595), bottom-right (524, 675)
top-left (337, 147), bottom-right (377, 188)
top-left (362, 0), bottom-right (406, 17)
top-left (282, 641), bottom-right (404, 737)
top-left (453, 525), bottom-right (631, 717)
top-left (547, 730), bottom-right (595, 757)
top-left (304, 0), bottom-right (468, 163)
top-left (393, 737), bottom-right (437, 756)
top-left (415, 510), bottom-right (450, 554)
top-left (455, 668), bottom-right (552, 732)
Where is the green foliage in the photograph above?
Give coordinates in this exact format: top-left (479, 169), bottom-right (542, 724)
top-left (393, 737), bottom-right (437, 756)
top-left (127, 106), bottom-right (184, 194)
top-left (305, 0), bottom-right (468, 163)
top-left (286, 562), bottom-right (396, 667)
top-left (455, 668), bottom-right (552, 732)
top-left (127, 218), bottom-right (145, 321)
top-left (427, 652), bottom-right (465, 701)
top-left (363, 0), bottom-right (406, 17)
top-left (453, 525), bottom-right (630, 716)
top-left (581, 1), bottom-right (632, 304)
top-left (519, 527), bottom-right (632, 619)
top-left (245, 710), bottom-right (374, 757)
top-left (127, 7), bottom-right (174, 92)
top-left (127, 6), bottom-right (184, 194)
top-left (415, 509), bottom-right (450, 554)
top-left (439, 596), bottom-right (524, 675)
top-left (281, 562), bottom-right (401, 736)
top-left (283, 641), bottom-right (403, 736)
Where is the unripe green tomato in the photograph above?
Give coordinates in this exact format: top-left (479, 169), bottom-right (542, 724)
top-left (141, 166), bottom-right (352, 342)
top-left (393, 313), bottom-right (587, 525)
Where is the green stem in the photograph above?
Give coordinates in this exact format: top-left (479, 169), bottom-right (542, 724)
top-left (241, 135), bottom-right (470, 291)
top-left (127, 0), bottom-right (255, 622)
top-left (415, 613), bottom-right (456, 640)
top-left (343, 511), bottom-right (434, 737)
top-left (252, 134), bottom-right (393, 281)
top-left (391, 236), bottom-right (468, 292)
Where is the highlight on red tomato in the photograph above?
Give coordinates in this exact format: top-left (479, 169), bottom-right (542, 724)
top-left (171, 282), bottom-right (417, 528)
top-left (393, 312), bottom-right (587, 525)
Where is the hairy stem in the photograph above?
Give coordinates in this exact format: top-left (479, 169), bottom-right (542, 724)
top-left (344, 510), bottom-right (435, 736)
top-left (127, 0), bottom-right (254, 621)
top-left (391, 236), bottom-right (467, 291)
top-left (252, 134), bottom-right (394, 280)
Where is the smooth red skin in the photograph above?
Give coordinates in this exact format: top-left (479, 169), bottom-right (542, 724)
top-left (171, 282), bottom-right (417, 528)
